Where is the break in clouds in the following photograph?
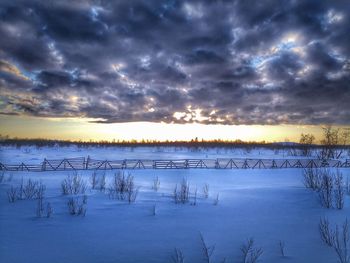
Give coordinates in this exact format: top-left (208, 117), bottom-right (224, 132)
top-left (0, 0), bottom-right (349, 125)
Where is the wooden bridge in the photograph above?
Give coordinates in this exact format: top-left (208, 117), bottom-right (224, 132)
top-left (0, 157), bottom-right (350, 172)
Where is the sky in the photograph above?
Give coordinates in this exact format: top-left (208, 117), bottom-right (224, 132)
top-left (0, 0), bottom-right (349, 142)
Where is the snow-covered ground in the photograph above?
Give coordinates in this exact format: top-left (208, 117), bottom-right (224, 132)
top-left (0, 146), bottom-right (350, 263)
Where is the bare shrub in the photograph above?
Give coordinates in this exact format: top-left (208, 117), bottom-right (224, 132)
top-left (61, 173), bottom-right (87, 195)
top-left (319, 217), bottom-right (349, 263)
top-left (302, 168), bottom-right (322, 190)
top-left (127, 185), bottom-right (139, 204)
top-left (319, 217), bottom-right (335, 247)
top-left (36, 195), bottom-right (44, 218)
top-left (174, 178), bottom-right (190, 204)
top-left (7, 186), bottom-right (18, 203)
top-left (319, 170), bottom-right (334, 208)
top-left (152, 176), bottom-right (160, 191)
top-left (108, 172), bottom-right (139, 203)
top-left (67, 195), bottom-right (87, 216)
top-left (46, 203), bottom-right (53, 218)
top-left (203, 183), bottom-right (209, 198)
top-left (90, 172), bottom-right (106, 191)
top-left (334, 171), bottom-right (345, 209)
top-left (191, 188), bottom-right (198, 206)
top-left (278, 240), bottom-right (285, 257)
top-left (199, 233), bottom-right (215, 263)
top-left (240, 238), bottom-right (263, 263)
top-left (171, 248), bottom-right (185, 263)
top-left (99, 173), bottom-right (106, 191)
top-left (22, 179), bottom-right (39, 199)
top-left (90, 171), bottom-right (98, 189)
top-left (152, 204), bottom-right (156, 216)
top-left (35, 184), bottom-right (51, 218)
top-left (213, 193), bottom-right (219, 206)
top-left (333, 219), bottom-right (349, 263)
top-left (7, 173), bottom-right (13, 182)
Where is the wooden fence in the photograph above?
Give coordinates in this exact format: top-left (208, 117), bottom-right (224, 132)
top-left (0, 157), bottom-right (350, 172)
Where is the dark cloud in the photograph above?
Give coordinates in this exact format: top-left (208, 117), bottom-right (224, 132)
top-left (0, 0), bottom-right (349, 125)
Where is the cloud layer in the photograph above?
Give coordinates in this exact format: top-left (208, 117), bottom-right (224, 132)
top-left (0, 0), bottom-right (349, 125)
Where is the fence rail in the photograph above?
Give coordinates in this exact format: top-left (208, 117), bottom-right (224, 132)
top-left (0, 157), bottom-right (350, 172)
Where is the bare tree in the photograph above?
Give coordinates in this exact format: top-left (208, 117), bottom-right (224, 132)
top-left (318, 126), bottom-right (348, 159)
top-left (299, 133), bottom-right (315, 156)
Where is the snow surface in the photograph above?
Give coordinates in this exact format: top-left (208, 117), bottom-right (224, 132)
top-left (0, 146), bottom-right (350, 263)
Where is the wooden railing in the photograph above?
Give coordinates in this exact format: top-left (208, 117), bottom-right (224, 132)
top-left (0, 157), bottom-right (349, 172)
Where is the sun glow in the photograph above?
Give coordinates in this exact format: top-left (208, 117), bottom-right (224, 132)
top-left (0, 115), bottom-right (329, 143)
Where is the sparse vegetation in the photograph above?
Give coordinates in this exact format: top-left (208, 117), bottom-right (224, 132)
top-left (61, 173), bottom-right (87, 195)
top-left (203, 183), bottom-right (209, 198)
top-left (319, 217), bottom-right (349, 263)
top-left (152, 176), bottom-right (160, 191)
top-left (67, 195), bottom-right (87, 216)
top-left (108, 172), bottom-right (139, 203)
top-left (240, 238), bottom-right (263, 263)
top-left (174, 178), bottom-right (190, 204)
top-left (303, 168), bottom-right (346, 209)
top-left (319, 171), bottom-right (333, 209)
top-left (171, 248), bottom-right (185, 263)
top-left (191, 188), bottom-right (198, 206)
top-left (151, 204), bottom-right (156, 216)
top-left (0, 172), bottom-right (4, 183)
top-left (302, 168), bottom-right (322, 190)
top-left (278, 240), bottom-right (285, 257)
top-left (7, 186), bottom-right (18, 203)
top-left (213, 193), bottom-right (219, 206)
top-left (299, 133), bottom-right (315, 156)
top-left (199, 233), bottom-right (216, 263)
top-left (334, 171), bottom-right (345, 209)
top-left (90, 171), bottom-right (106, 191)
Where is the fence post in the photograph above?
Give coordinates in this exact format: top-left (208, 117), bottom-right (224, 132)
top-left (42, 159), bottom-right (46, 171)
top-left (86, 156), bottom-right (90, 170)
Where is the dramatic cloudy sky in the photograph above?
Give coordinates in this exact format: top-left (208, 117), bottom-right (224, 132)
top-left (0, 0), bottom-right (349, 140)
